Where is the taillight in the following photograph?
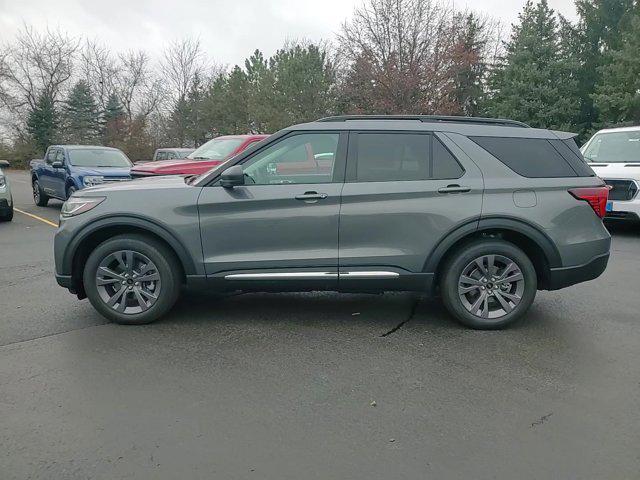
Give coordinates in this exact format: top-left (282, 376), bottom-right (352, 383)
top-left (568, 186), bottom-right (609, 219)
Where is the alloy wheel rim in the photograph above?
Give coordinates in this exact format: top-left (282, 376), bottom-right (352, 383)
top-left (458, 254), bottom-right (525, 319)
top-left (95, 250), bottom-right (161, 314)
top-left (33, 181), bottom-right (39, 202)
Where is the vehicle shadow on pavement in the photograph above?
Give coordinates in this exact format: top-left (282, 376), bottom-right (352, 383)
top-left (163, 289), bottom-right (539, 336)
top-left (605, 220), bottom-right (640, 238)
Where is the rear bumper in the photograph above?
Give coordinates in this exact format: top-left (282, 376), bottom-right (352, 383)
top-left (547, 252), bottom-right (610, 290)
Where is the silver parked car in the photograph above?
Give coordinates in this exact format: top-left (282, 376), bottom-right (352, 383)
top-left (0, 160), bottom-right (14, 222)
top-left (53, 116), bottom-right (611, 329)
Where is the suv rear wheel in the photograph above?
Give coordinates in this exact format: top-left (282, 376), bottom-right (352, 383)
top-left (441, 239), bottom-right (537, 329)
top-left (83, 234), bottom-right (182, 325)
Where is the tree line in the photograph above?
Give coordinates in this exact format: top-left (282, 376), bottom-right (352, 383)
top-left (0, 0), bottom-right (638, 165)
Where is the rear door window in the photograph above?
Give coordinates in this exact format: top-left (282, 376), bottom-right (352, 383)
top-left (470, 136), bottom-right (578, 178)
top-left (433, 137), bottom-right (465, 179)
top-left (349, 133), bottom-right (463, 182)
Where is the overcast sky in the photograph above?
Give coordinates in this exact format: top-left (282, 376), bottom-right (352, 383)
top-left (0, 0), bottom-right (577, 66)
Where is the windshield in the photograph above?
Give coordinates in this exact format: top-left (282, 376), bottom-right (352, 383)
top-left (582, 131), bottom-right (640, 163)
top-left (68, 149), bottom-right (132, 167)
top-left (187, 137), bottom-right (244, 161)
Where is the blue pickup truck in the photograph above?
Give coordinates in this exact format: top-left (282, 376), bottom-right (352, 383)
top-left (30, 145), bottom-right (132, 206)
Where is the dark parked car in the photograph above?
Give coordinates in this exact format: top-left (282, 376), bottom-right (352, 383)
top-left (135, 148), bottom-right (195, 165)
top-left (54, 116), bottom-right (611, 329)
top-left (30, 145), bottom-right (132, 205)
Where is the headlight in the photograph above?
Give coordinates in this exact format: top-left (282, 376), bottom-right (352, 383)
top-left (83, 176), bottom-right (104, 187)
top-left (61, 197), bottom-right (105, 217)
top-left (0, 175), bottom-right (5, 188)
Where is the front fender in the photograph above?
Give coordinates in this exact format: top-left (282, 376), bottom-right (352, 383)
top-left (58, 214), bottom-right (199, 277)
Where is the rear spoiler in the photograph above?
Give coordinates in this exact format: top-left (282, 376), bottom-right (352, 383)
top-left (552, 131), bottom-right (578, 140)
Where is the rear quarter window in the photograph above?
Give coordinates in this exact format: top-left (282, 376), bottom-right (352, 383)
top-left (469, 136), bottom-right (579, 178)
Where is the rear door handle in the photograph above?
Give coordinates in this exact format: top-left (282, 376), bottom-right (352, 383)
top-left (438, 185), bottom-right (471, 194)
top-left (295, 191), bottom-right (328, 202)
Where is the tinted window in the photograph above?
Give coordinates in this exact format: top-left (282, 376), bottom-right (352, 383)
top-left (354, 133), bottom-right (430, 182)
top-left (46, 149), bottom-right (57, 164)
top-left (433, 138), bottom-right (464, 179)
top-left (242, 133), bottom-right (338, 185)
top-left (470, 136), bottom-right (577, 178)
top-left (549, 139), bottom-right (595, 177)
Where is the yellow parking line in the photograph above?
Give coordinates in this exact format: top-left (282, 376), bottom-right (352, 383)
top-left (14, 208), bottom-right (59, 228)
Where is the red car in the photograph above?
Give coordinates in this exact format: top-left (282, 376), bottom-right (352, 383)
top-left (131, 134), bottom-right (269, 177)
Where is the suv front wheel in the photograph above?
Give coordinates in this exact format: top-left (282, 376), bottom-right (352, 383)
top-left (83, 234), bottom-right (182, 324)
top-left (441, 239), bottom-right (537, 329)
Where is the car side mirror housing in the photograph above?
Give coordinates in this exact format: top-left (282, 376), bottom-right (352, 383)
top-left (220, 165), bottom-right (245, 188)
top-left (52, 161), bottom-right (64, 168)
top-left (0, 160), bottom-right (10, 168)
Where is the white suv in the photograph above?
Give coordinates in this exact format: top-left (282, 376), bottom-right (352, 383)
top-left (582, 126), bottom-right (640, 223)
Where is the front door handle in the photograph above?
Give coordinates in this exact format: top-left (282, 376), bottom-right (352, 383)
top-left (438, 185), bottom-right (471, 194)
top-left (295, 191), bottom-right (328, 202)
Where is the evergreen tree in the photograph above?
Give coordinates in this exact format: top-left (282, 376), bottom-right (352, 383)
top-left (485, 0), bottom-right (579, 130)
top-left (102, 94), bottom-right (126, 145)
top-left (593, 14), bottom-right (640, 125)
top-left (573, 0), bottom-right (636, 133)
top-left (268, 44), bottom-right (335, 130)
top-left (245, 49), bottom-right (278, 133)
top-left (63, 80), bottom-right (100, 144)
top-left (26, 94), bottom-right (58, 154)
top-left (445, 13), bottom-right (491, 116)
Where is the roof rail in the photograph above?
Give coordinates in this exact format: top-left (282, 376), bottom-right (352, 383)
top-left (316, 115), bottom-right (530, 128)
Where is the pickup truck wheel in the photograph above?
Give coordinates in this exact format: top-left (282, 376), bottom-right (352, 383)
top-left (32, 179), bottom-right (49, 206)
top-left (440, 239), bottom-right (537, 330)
top-left (83, 234), bottom-right (182, 325)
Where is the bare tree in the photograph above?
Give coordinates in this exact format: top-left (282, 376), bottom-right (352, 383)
top-left (80, 40), bottom-right (118, 112)
top-left (162, 38), bottom-right (205, 106)
top-left (1, 25), bottom-right (79, 112)
top-left (113, 50), bottom-right (163, 121)
top-left (336, 0), bottom-right (499, 115)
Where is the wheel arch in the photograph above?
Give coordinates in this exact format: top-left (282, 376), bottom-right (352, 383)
top-left (65, 216), bottom-right (196, 298)
top-left (426, 217), bottom-right (561, 292)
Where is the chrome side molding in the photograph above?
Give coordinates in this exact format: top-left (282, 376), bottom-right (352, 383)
top-left (225, 272), bottom-right (338, 280)
top-left (339, 271), bottom-right (400, 278)
top-left (224, 271), bottom-right (400, 280)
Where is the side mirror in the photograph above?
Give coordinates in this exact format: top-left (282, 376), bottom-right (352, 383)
top-left (0, 160), bottom-right (10, 168)
top-left (52, 161), bottom-right (63, 168)
top-left (220, 165), bottom-right (245, 188)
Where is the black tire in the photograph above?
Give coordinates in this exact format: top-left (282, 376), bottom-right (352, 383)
top-left (0, 205), bottom-right (13, 222)
top-left (83, 234), bottom-right (182, 325)
top-left (66, 185), bottom-right (77, 199)
top-left (440, 239), bottom-right (537, 330)
top-left (32, 178), bottom-right (49, 206)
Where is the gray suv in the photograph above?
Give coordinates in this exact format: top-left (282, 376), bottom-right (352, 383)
top-left (54, 116), bottom-right (611, 329)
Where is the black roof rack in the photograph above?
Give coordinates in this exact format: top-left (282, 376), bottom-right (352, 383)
top-left (316, 115), bottom-right (530, 128)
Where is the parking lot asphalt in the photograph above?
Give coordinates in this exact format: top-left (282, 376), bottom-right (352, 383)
top-left (1, 169), bottom-right (639, 479)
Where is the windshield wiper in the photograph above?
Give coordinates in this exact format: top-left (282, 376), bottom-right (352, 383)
top-left (191, 156), bottom-right (211, 160)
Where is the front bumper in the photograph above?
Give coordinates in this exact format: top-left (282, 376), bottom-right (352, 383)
top-left (605, 198), bottom-right (640, 222)
top-left (547, 252), bottom-right (610, 290)
top-left (0, 197), bottom-right (12, 214)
